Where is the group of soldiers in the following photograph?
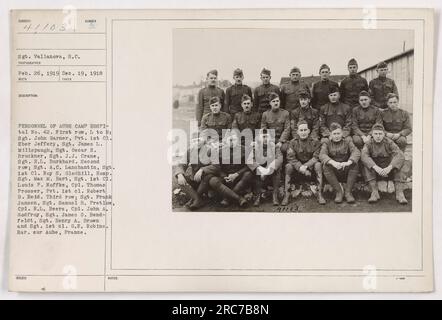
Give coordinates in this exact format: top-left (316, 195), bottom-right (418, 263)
top-left (174, 59), bottom-right (412, 210)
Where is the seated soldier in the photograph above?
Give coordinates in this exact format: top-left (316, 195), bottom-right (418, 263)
top-left (319, 122), bottom-right (361, 203)
top-left (319, 85), bottom-right (352, 143)
top-left (248, 129), bottom-right (283, 206)
top-left (200, 96), bottom-right (232, 141)
top-left (379, 93), bottom-right (412, 152)
top-left (352, 90), bottom-right (381, 149)
top-left (231, 94), bottom-right (261, 139)
top-left (282, 120), bottom-right (325, 206)
top-left (173, 137), bottom-right (221, 210)
top-left (208, 133), bottom-right (250, 207)
top-left (361, 124), bottom-right (408, 204)
top-left (290, 90), bottom-right (320, 141)
top-left (261, 92), bottom-right (291, 152)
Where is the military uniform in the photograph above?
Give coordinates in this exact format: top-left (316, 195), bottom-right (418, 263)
top-left (368, 77), bottom-right (398, 109)
top-left (225, 84), bottom-right (253, 116)
top-left (379, 108), bottom-right (412, 151)
top-left (253, 84), bottom-right (281, 114)
top-left (200, 111), bottom-right (232, 139)
top-left (290, 106), bottom-right (320, 140)
top-left (351, 105), bottom-right (381, 148)
top-left (232, 110), bottom-right (261, 139)
top-left (196, 86), bottom-right (225, 124)
top-left (339, 74), bottom-right (369, 109)
top-left (280, 80), bottom-right (310, 112)
top-left (319, 137), bottom-right (361, 203)
top-left (311, 79), bottom-right (339, 110)
top-left (283, 136), bottom-right (325, 205)
top-left (319, 102), bottom-right (352, 138)
top-left (261, 108), bottom-right (291, 143)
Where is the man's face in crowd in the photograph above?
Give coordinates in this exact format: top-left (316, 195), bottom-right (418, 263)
top-left (372, 129), bottom-right (385, 143)
top-left (261, 74), bottom-right (271, 85)
top-left (328, 92), bottom-right (340, 104)
top-left (269, 97), bottom-right (280, 110)
top-left (210, 101), bottom-right (221, 114)
top-left (330, 128), bottom-right (343, 142)
top-left (233, 74), bottom-right (243, 85)
top-left (387, 97), bottom-right (399, 111)
top-left (207, 73), bottom-right (218, 86)
top-left (377, 67), bottom-right (388, 77)
top-left (359, 96), bottom-right (371, 108)
top-left (290, 72), bottom-right (301, 82)
top-left (320, 68), bottom-right (330, 81)
top-left (299, 97), bottom-right (310, 108)
top-left (348, 64), bottom-right (358, 75)
top-left (241, 99), bottom-right (252, 113)
top-left (297, 123), bottom-right (310, 140)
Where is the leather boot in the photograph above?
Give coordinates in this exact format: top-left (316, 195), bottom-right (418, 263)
top-left (272, 190), bottom-right (280, 206)
top-left (344, 170), bottom-right (357, 203)
top-left (368, 180), bottom-right (380, 203)
top-left (324, 167), bottom-right (343, 203)
top-left (316, 169), bottom-right (326, 205)
top-left (281, 174), bottom-right (291, 206)
top-left (272, 172), bottom-right (281, 206)
top-left (181, 184), bottom-right (203, 210)
top-left (253, 194), bottom-right (261, 207)
top-left (394, 182), bottom-right (408, 204)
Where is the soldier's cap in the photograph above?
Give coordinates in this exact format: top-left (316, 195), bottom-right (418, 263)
top-left (233, 68), bottom-right (243, 77)
top-left (329, 122), bottom-right (342, 132)
top-left (386, 93), bottom-right (399, 101)
top-left (359, 90), bottom-right (370, 98)
top-left (261, 68), bottom-right (271, 76)
top-left (297, 120), bottom-right (309, 128)
top-left (376, 61), bottom-right (388, 69)
top-left (290, 66), bottom-right (301, 74)
top-left (209, 96), bottom-right (221, 105)
top-left (298, 90), bottom-right (311, 99)
top-left (207, 69), bottom-right (218, 76)
top-left (241, 94), bottom-right (252, 103)
top-left (268, 92), bottom-right (280, 102)
top-left (372, 124), bottom-right (385, 132)
top-left (319, 64), bottom-right (330, 73)
top-left (328, 85), bottom-right (340, 94)
top-left (348, 58), bottom-right (358, 66)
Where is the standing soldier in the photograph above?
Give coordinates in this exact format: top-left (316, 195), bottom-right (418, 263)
top-left (196, 69), bottom-right (225, 126)
top-left (319, 86), bottom-right (352, 142)
top-left (261, 92), bottom-right (291, 151)
top-left (280, 66), bottom-right (310, 112)
top-left (207, 134), bottom-right (250, 207)
top-left (351, 90), bottom-right (381, 149)
top-left (290, 90), bottom-right (320, 141)
top-left (379, 93), bottom-right (412, 152)
top-left (339, 58), bottom-right (369, 109)
top-left (248, 129), bottom-right (284, 206)
top-left (319, 122), bottom-right (361, 203)
top-left (224, 68), bottom-right (253, 116)
top-left (200, 96), bottom-right (231, 141)
top-left (282, 120), bottom-right (326, 206)
top-left (231, 94), bottom-right (261, 139)
top-left (368, 61), bottom-right (399, 109)
top-left (311, 64), bottom-right (339, 110)
top-left (253, 68), bottom-right (281, 114)
top-left (361, 124), bottom-right (408, 204)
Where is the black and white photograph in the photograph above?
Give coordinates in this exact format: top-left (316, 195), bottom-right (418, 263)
top-left (172, 28), bottom-right (414, 212)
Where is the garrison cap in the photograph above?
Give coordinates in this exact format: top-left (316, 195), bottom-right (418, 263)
top-left (268, 92), bottom-right (280, 102)
top-left (290, 66), bottom-right (301, 74)
top-left (207, 69), bottom-right (218, 76)
top-left (386, 93), bottom-right (399, 101)
top-left (297, 120), bottom-right (309, 128)
top-left (328, 85), bottom-right (340, 94)
top-left (319, 64), bottom-right (330, 72)
top-left (209, 96), bottom-right (221, 105)
top-left (376, 61), bottom-right (388, 69)
top-left (348, 58), bottom-right (358, 66)
top-left (233, 68), bottom-right (243, 76)
top-left (298, 90), bottom-right (311, 99)
top-left (372, 123), bottom-right (385, 132)
top-left (261, 68), bottom-right (271, 76)
top-left (329, 122), bottom-right (342, 132)
top-left (359, 90), bottom-right (370, 97)
top-left (241, 94), bottom-right (252, 102)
